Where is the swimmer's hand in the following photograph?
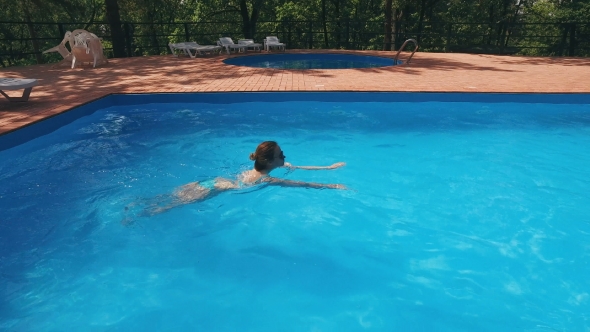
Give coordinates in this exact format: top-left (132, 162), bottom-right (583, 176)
top-left (325, 183), bottom-right (347, 190)
top-left (328, 162), bottom-right (346, 169)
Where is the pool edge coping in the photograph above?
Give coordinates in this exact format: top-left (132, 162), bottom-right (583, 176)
top-left (2, 90), bottom-right (590, 151)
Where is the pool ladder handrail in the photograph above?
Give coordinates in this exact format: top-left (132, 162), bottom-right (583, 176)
top-left (394, 39), bottom-right (419, 64)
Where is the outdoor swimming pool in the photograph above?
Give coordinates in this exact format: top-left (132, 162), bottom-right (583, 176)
top-left (1, 92), bottom-right (589, 331)
top-left (223, 53), bottom-right (400, 69)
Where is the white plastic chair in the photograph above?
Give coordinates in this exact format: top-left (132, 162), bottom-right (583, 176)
top-left (264, 36), bottom-right (286, 52)
top-left (217, 37), bottom-right (247, 54)
top-left (42, 31), bottom-right (73, 66)
top-left (237, 39), bottom-right (262, 52)
top-left (69, 29), bottom-right (108, 69)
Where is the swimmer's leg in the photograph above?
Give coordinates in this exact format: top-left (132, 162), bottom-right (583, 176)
top-left (174, 182), bottom-right (213, 202)
top-left (121, 193), bottom-right (177, 223)
top-left (123, 180), bottom-right (232, 221)
top-left (143, 182), bottom-right (214, 216)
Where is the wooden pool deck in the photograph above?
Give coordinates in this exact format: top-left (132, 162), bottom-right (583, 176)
top-left (1, 49), bottom-right (589, 136)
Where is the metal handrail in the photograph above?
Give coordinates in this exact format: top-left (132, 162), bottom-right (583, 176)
top-left (394, 39), bottom-right (419, 64)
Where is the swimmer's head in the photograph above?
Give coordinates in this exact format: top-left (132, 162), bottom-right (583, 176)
top-left (250, 141), bottom-right (286, 171)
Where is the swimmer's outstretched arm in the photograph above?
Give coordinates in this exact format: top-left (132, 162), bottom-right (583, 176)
top-left (284, 162), bottom-right (346, 170)
top-left (264, 177), bottom-right (346, 189)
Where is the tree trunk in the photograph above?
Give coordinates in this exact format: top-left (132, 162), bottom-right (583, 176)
top-left (504, 0), bottom-right (524, 49)
top-left (250, 7), bottom-right (260, 37)
top-left (105, 0), bottom-right (127, 58)
top-left (393, 8), bottom-right (402, 51)
top-left (383, 0), bottom-right (393, 50)
top-left (147, 9), bottom-right (160, 54)
top-left (334, 0), bottom-right (341, 48)
top-left (239, 0), bottom-right (251, 37)
top-left (488, 4), bottom-right (494, 45)
top-left (239, 0), bottom-right (260, 39)
top-left (417, 0), bottom-right (426, 44)
top-left (322, 0), bottom-right (329, 48)
top-left (23, 6), bottom-right (43, 64)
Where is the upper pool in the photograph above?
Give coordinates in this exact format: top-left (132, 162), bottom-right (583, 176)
top-left (223, 53), bottom-right (400, 69)
top-left (1, 92), bottom-right (590, 331)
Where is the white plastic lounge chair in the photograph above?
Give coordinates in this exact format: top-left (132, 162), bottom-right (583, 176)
top-left (168, 42), bottom-right (222, 58)
top-left (0, 78), bottom-right (38, 102)
top-left (264, 36), bottom-right (286, 52)
top-left (217, 37), bottom-right (247, 54)
top-left (69, 29), bottom-right (108, 69)
top-left (237, 39), bottom-right (262, 52)
top-left (42, 31), bottom-right (73, 66)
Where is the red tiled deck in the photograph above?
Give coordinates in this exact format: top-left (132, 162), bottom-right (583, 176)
top-left (1, 49), bottom-right (590, 135)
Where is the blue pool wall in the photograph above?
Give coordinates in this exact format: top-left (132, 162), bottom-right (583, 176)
top-left (222, 53), bottom-right (402, 67)
top-left (1, 92), bottom-right (590, 152)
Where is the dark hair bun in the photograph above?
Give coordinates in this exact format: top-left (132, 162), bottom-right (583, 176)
top-left (249, 153), bottom-right (256, 161)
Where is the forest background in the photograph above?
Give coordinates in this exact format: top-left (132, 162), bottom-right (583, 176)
top-left (0, 0), bottom-right (589, 67)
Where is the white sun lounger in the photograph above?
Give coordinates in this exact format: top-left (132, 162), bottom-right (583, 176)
top-left (169, 42), bottom-right (222, 58)
top-left (217, 37), bottom-right (248, 54)
top-left (264, 36), bottom-right (286, 52)
top-left (0, 78), bottom-right (38, 102)
top-left (237, 39), bottom-right (262, 52)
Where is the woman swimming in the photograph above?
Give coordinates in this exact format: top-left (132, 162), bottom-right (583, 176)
top-left (139, 141), bottom-right (346, 216)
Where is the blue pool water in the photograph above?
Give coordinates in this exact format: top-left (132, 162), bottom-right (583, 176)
top-left (223, 53), bottom-right (399, 69)
top-left (1, 93), bottom-right (590, 331)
